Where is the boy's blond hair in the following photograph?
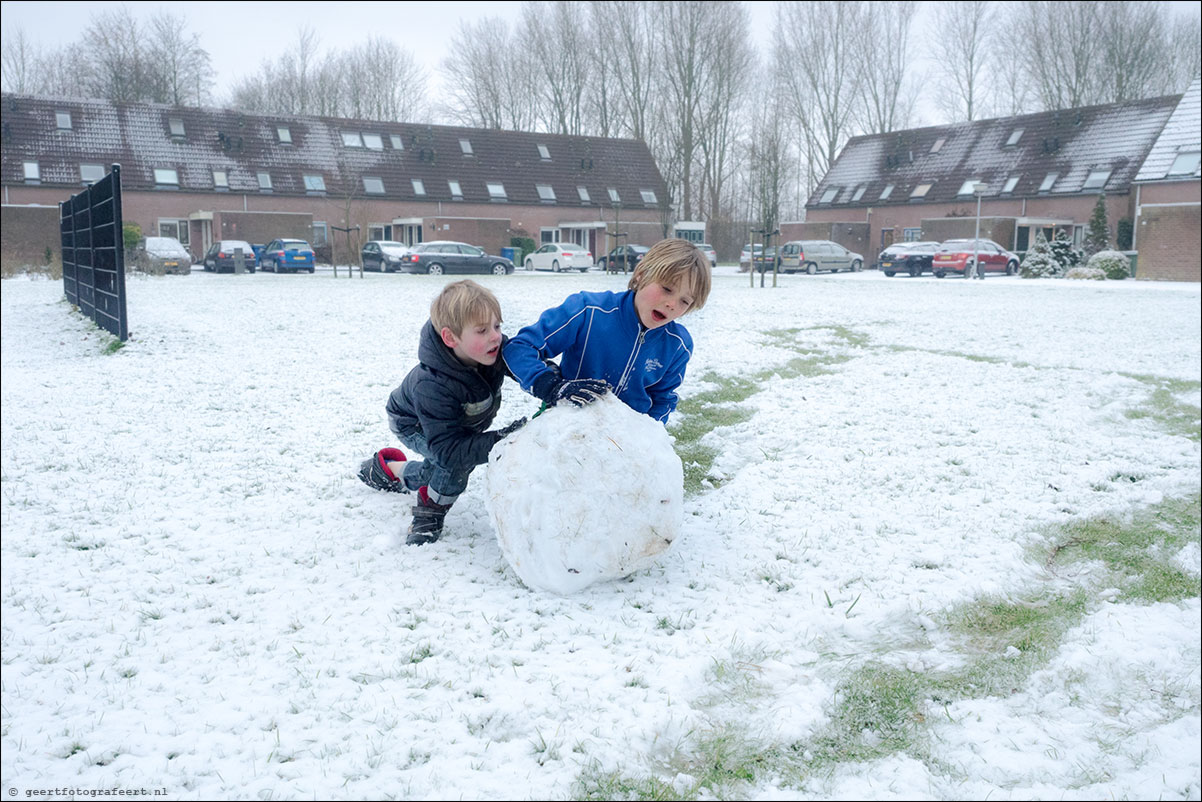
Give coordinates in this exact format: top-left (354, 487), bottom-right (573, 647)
top-left (627, 238), bottom-right (711, 311)
top-left (430, 279), bottom-right (502, 334)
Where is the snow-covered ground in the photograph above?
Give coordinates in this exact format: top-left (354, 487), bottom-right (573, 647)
top-left (2, 266), bottom-right (1199, 800)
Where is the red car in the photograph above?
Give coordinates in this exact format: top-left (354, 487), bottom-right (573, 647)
top-left (931, 239), bottom-right (1020, 278)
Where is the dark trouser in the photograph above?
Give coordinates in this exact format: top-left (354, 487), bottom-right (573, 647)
top-left (393, 429), bottom-right (472, 506)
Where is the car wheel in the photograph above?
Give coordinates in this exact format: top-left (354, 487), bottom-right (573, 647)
top-left (1007, 260), bottom-right (1019, 275)
top-left (884, 271), bottom-right (895, 277)
top-left (427, 263), bottom-right (444, 276)
top-left (525, 259), bottom-right (534, 270)
top-left (309, 267), bottom-right (315, 274)
top-left (852, 260), bottom-right (862, 272)
top-left (491, 263), bottom-right (508, 276)
top-left (806, 262), bottom-right (817, 275)
top-left (579, 267), bottom-right (589, 273)
top-left (552, 260), bottom-right (560, 272)
top-left (909, 266), bottom-right (921, 277)
top-left (935, 270), bottom-right (946, 278)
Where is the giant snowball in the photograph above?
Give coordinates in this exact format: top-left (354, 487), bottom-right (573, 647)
top-left (484, 394), bottom-right (684, 594)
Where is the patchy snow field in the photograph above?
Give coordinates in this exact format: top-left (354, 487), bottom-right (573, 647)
top-left (2, 267), bottom-right (1199, 799)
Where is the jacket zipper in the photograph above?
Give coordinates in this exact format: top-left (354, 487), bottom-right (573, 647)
top-left (616, 328), bottom-right (646, 395)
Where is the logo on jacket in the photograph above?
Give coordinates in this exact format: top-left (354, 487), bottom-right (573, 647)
top-left (644, 358), bottom-right (663, 372)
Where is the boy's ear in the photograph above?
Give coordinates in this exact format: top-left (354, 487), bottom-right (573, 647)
top-left (439, 326), bottom-right (460, 348)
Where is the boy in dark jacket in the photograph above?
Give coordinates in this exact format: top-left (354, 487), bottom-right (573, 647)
top-left (358, 280), bottom-right (525, 545)
top-left (503, 238), bottom-right (711, 425)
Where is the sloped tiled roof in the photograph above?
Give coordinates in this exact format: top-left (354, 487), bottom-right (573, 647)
top-left (808, 93), bottom-right (1181, 208)
top-left (0, 94), bottom-right (667, 208)
top-left (1134, 78), bottom-right (1201, 182)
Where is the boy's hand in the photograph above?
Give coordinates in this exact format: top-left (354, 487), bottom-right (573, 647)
top-left (555, 378), bottom-right (609, 407)
top-left (495, 417), bottom-right (528, 440)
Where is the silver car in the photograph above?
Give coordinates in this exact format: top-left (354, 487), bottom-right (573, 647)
top-left (778, 240), bottom-right (864, 274)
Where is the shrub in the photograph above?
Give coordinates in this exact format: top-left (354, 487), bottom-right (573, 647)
top-left (1065, 266), bottom-right (1106, 280)
top-left (122, 223), bottom-right (142, 255)
top-left (1049, 232), bottom-right (1083, 270)
top-left (1083, 194), bottom-right (1110, 257)
top-left (1086, 249), bottom-right (1130, 280)
top-left (1116, 218), bottom-right (1133, 250)
top-left (510, 236), bottom-right (536, 266)
top-left (1020, 230), bottom-right (1060, 278)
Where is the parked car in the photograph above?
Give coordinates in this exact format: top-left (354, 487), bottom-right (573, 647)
top-left (203, 240), bottom-right (257, 273)
top-left (697, 243), bottom-right (718, 267)
top-left (361, 240), bottom-right (412, 272)
top-left (752, 246), bottom-right (778, 273)
top-left (402, 241), bottom-right (514, 275)
top-left (879, 241), bottom-right (941, 277)
top-left (525, 243), bottom-right (593, 272)
top-left (778, 240), bottom-right (864, 274)
top-left (931, 239), bottom-right (1020, 278)
top-left (597, 245), bottom-right (649, 272)
top-left (739, 243), bottom-right (763, 270)
top-left (260, 238), bottom-right (316, 273)
top-left (138, 236), bottom-right (191, 275)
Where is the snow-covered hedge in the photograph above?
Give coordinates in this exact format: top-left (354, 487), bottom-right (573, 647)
top-left (1086, 250), bottom-right (1131, 280)
top-left (1065, 266), bottom-right (1107, 281)
top-left (1020, 231), bottom-right (1061, 278)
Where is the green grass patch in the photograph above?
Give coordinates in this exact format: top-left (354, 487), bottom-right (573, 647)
top-left (1124, 385), bottom-right (1201, 443)
top-left (800, 664), bottom-right (928, 768)
top-left (671, 372), bottom-right (761, 496)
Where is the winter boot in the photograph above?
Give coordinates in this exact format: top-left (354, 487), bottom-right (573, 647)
top-left (406, 486), bottom-right (452, 546)
top-left (357, 448), bottom-right (408, 493)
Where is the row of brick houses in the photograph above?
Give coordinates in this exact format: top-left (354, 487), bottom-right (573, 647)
top-left (792, 78), bottom-right (1200, 282)
top-left (1, 93), bottom-right (685, 268)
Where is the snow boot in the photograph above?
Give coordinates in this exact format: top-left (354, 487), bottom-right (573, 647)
top-left (406, 486), bottom-right (451, 546)
top-left (358, 448), bottom-right (408, 493)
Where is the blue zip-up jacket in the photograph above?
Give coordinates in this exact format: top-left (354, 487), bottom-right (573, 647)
top-left (502, 289), bottom-right (693, 424)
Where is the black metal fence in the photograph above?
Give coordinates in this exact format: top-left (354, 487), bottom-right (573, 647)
top-left (61, 164), bottom-right (127, 341)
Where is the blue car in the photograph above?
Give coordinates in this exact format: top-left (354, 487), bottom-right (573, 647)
top-left (260, 239), bottom-right (316, 273)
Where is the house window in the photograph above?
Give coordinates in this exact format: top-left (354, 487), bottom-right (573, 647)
top-left (303, 174), bottom-right (326, 193)
top-left (176, 220), bottom-right (190, 245)
top-left (910, 183), bottom-right (931, 198)
top-left (1168, 150), bottom-right (1200, 176)
top-left (903, 228), bottom-right (923, 242)
top-left (213, 170), bottom-right (229, 189)
top-left (1001, 175), bottom-right (1019, 194)
top-left (640, 189), bottom-right (658, 204)
top-left (930, 138), bottom-right (945, 153)
top-left (879, 184), bottom-right (894, 200)
top-left (820, 187), bottom-right (839, 204)
top-left (390, 134), bottom-right (403, 150)
top-left (363, 177), bottom-right (385, 195)
top-left (277, 126), bottom-right (292, 143)
top-left (158, 220), bottom-right (180, 239)
top-left (577, 186), bottom-right (590, 202)
top-left (1006, 129), bottom-right (1023, 146)
top-left (536, 184), bottom-right (556, 201)
top-left (56, 111), bottom-right (71, 130)
top-left (1082, 169), bottom-right (1111, 190)
top-left (540, 229), bottom-right (558, 244)
top-left (538, 144), bottom-right (551, 160)
top-left (363, 133), bottom-right (383, 150)
top-left (851, 185), bottom-right (866, 202)
top-left (257, 171), bottom-right (272, 190)
top-left (957, 179), bottom-right (981, 196)
top-left (486, 182), bottom-right (507, 200)
top-left (368, 225), bottom-right (386, 241)
top-left (23, 161), bottom-right (40, 182)
top-left (311, 222), bottom-right (329, 246)
top-left (448, 180), bottom-right (463, 199)
top-left (412, 179), bottom-right (426, 196)
top-left (154, 168), bottom-right (180, 187)
top-left (1038, 172), bottom-right (1058, 192)
top-left (80, 164), bottom-right (105, 184)
top-left (168, 117), bottom-right (185, 137)
top-left (341, 131), bottom-right (363, 147)
top-left (460, 138), bottom-right (473, 155)
top-left (608, 187), bottom-right (621, 204)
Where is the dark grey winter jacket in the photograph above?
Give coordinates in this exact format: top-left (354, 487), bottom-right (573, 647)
top-left (386, 321), bottom-right (511, 471)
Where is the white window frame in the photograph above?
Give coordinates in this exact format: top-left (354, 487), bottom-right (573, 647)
top-left (257, 171), bottom-right (273, 190)
top-left (1082, 170), bottom-right (1111, 190)
top-left (640, 189), bottom-right (658, 204)
top-left (154, 168), bottom-right (180, 187)
top-left (1168, 150), bottom-right (1200, 176)
top-left (168, 117), bottom-right (185, 137)
top-left (362, 177), bottom-right (385, 195)
top-left (1038, 172), bottom-right (1058, 192)
top-left (311, 222), bottom-right (329, 246)
top-left (540, 228), bottom-right (559, 244)
top-left (957, 179), bottom-right (980, 196)
top-left (1006, 129), bottom-right (1023, 146)
top-left (1001, 175), bottom-right (1019, 194)
top-left (55, 111), bottom-right (71, 130)
top-left (879, 184), bottom-right (894, 200)
top-left (851, 185), bottom-right (866, 202)
top-left (460, 138), bottom-right (474, 155)
top-left (341, 131), bottom-right (363, 147)
top-left (390, 134), bottom-right (404, 150)
top-left (213, 170), bottom-right (229, 189)
top-left (412, 179), bottom-right (426, 196)
top-left (486, 182), bottom-right (507, 200)
top-left (448, 180), bottom-right (463, 199)
top-left (538, 144), bottom-right (551, 160)
top-left (80, 164), bottom-right (105, 184)
top-left (363, 133), bottom-right (384, 150)
top-left (536, 184), bottom-right (556, 201)
top-left (607, 187), bottom-right (621, 204)
top-left (277, 126), bottom-right (292, 143)
top-left (820, 187), bottom-right (839, 203)
top-left (910, 183), bottom-right (931, 198)
top-left (577, 186), bottom-right (590, 202)
top-left (303, 174), bottom-right (326, 192)
top-left (930, 138), bottom-right (945, 153)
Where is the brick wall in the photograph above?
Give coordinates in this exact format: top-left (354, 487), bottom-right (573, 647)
top-left (779, 221), bottom-right (870, 256)
top-left (1, 203), bottom-right (61, 269)
top-left (1134, 203), bottom-right (1201, 281)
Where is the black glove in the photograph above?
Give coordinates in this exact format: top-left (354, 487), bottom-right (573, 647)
top-left (554, 378), bottom-right (609, 407)
top-left (494, 417), bottom-right (527, 441)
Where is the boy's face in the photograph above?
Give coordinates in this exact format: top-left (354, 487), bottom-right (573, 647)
top-left (634, 274), bottom-right (694, 329)
top-left (441, 315), bottom-right (503, 367)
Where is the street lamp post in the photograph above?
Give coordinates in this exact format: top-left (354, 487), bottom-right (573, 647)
top-left (972, 184), bottom-right (985, 280)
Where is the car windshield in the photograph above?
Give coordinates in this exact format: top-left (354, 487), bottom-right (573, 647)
top-left (379, 243), bottom-right (408, 254)
top-left (145, 237), bottom-right (186, 257)
top-left (281, 241), bottom-right (310, 251)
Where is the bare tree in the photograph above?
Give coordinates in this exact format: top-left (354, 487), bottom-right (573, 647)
top-left (931, 1), bottom-right (996, 122)
top-left (146, 10), bottom-right (214, 106)
top-left (439, 18), bottom-right (538, 131)
top-left (697, 2), bottom-right (754, 230)
top-left (1017, 0), bottom-right (1102, 110)
top-left (81, 7), bottom-right (150, 102)
top-left (1164, 14), bottom-right (1202, 93)
top-left (596, 0), bottom-right (657, 142)
top-left (521, 1), bottom-right (591, 135)
top-left (1095, 2), bottom-right (1171, 103)
top-left (857, 0), bottom-right (920, 132)
top-left (1, 27), bottom-right (38, 94)
top-left (777, 0), bottom-right (866, 196)
top-left (339, 38), bottom-right (429, 122)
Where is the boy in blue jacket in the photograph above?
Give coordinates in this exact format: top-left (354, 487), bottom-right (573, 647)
top-left (358, 280), bottom-right (525, 545)
top-left (503, 238), bottom-right (711, 424)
